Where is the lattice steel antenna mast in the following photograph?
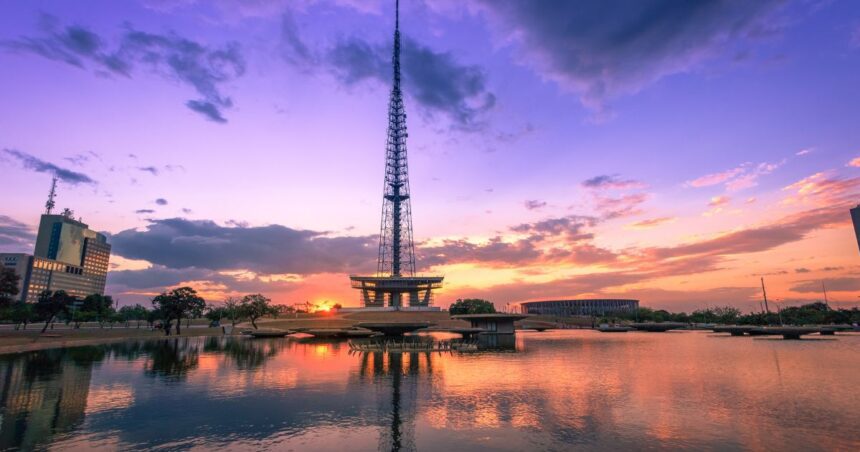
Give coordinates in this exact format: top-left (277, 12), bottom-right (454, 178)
top-left (377, 0), bottom-right (416, 277)
top-left (45, 177), bottom-right (58, 215)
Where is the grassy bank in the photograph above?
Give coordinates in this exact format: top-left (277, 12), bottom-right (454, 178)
top-left (0, 326), bottom-right (224, 355)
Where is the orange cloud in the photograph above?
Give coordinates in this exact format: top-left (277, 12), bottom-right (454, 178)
top-left (687, 161), bottom-right (782, 192)
top-left (628, 216), bottom-right (676, 229)
top-left (782, 172), bottom-right (860, 204)
top-left (703, 195), bottom-right (730, 216)
top-left (708, 195), bottom-right (730, 207)
top-left (686, 166), bottom-right (745, 187)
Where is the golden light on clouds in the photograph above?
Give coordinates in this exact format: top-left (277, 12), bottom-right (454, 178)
top-left (627, 216), bottom-right (677, 229)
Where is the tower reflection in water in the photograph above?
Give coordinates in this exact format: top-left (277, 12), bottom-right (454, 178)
top-left (356, 351), bottom-right (428, 452)
top-left (352, 335), bottom-right (517, 452)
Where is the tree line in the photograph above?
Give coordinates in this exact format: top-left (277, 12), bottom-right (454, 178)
top-left (603, 303), bottom-right (860, 326)
top-left (0, 269), bottom-right (286, 335)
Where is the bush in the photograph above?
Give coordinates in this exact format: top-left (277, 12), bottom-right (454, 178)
top-left (449, 298), bottom-right (496, 315)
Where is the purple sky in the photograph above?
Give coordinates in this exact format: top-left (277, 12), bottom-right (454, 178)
top-left (1, 0), bottom-right (859, 311)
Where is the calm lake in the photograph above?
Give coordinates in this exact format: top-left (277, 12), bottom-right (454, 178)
top-left (0, 331), bottom-right (858, 451)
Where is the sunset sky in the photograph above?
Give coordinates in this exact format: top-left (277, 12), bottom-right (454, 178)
top-left (1, 0), bottom-right (859, 311)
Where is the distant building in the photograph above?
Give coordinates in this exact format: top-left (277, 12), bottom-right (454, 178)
top-left (1, 254), bottom-right (32, 300)
top-left (0, 213), bottom-right (111, 303)
top-left (520, 299), bottom-right (639, 317)
top-left (852, 205), bottom-right (860, 254)
top-left (452, 314), bottom-right (528, 335)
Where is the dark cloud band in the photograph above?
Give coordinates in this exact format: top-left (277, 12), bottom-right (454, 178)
top-left (110, 218), bottom-right (376, 275)
top-left (3, 148), bottom-right (96, 185)
top-left (2, 15), bottom-right (245, 123)
top-left (281, 13), bottom-right (495, 130)
top-left (476, 0), bottom-right (784, 116)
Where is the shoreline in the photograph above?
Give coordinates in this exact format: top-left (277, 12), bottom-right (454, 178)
top-left (0, 311), bottom-right (591, 355)
top-left (0, 327), bottom-right (226, 355)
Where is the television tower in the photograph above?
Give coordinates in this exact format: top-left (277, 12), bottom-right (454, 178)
top-left (45, 177), bottom-right (58, 215)
top-left (349, 0), bottom-right (443, 309)
top-left (377, 0), bottom-right (415, 278)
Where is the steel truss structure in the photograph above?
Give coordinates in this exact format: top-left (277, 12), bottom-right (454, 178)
top-left (377, 0), bottom-right (416, 278)
top-left (349, 0), bottom-right (443, 309)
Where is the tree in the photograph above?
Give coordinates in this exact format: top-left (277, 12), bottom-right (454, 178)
top-left (36, 290), bottom-right (75, 333)
top-left (152, 287), bottom-right (206, 336)
top-left (69, 310), bottom-right (95, 329)
top-left (117, 305), bottom-right (132, 327)
top-left (712, 306), bottom-right (741, 324)
top-left (10, 302), bottom-right (34, 330)
top-left (223, 297), bottom-right (245, 327)
top-left (150, 299), bottom-right (175, 336)
top-left (107, 311), bottom-right (125, 328)
top-left (205, 306), bottom-right (224, 324)
top-left (240, 294), bottom-right (276, 329)
top-left (274, 304), bottom-right (296, 318)
top-left (690, 308), bottom-right (716, 324)
top-left (0, 268), bottom-right (20, 307)
top-left (82, 294), bottom-right (115, 326)
top-left (449, 298), bottom-right (496, 315)
top-left (147, 308), bottom-right (164, 330)
top-left (119, 304), bottom-right (149, 328)
top-left (187, 298), bottom-right (206, 328)
top-left (652, 309), bottom-right (672, 322)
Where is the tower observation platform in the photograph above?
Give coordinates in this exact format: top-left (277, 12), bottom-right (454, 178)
top-left (348, 0), bottom-right (443, 310)
top-left (349, 276), bottom-right (444, 308)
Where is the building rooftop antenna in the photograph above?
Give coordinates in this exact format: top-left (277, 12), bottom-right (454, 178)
top-left (45, 177), bottom-right (58, 215)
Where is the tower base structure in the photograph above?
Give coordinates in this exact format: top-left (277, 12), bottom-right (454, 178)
top-left (349, 275), bottom-right (443, 309)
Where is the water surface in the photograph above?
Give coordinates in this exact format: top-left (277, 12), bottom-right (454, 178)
top-left (0, 331), bottom-right (858, 451)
